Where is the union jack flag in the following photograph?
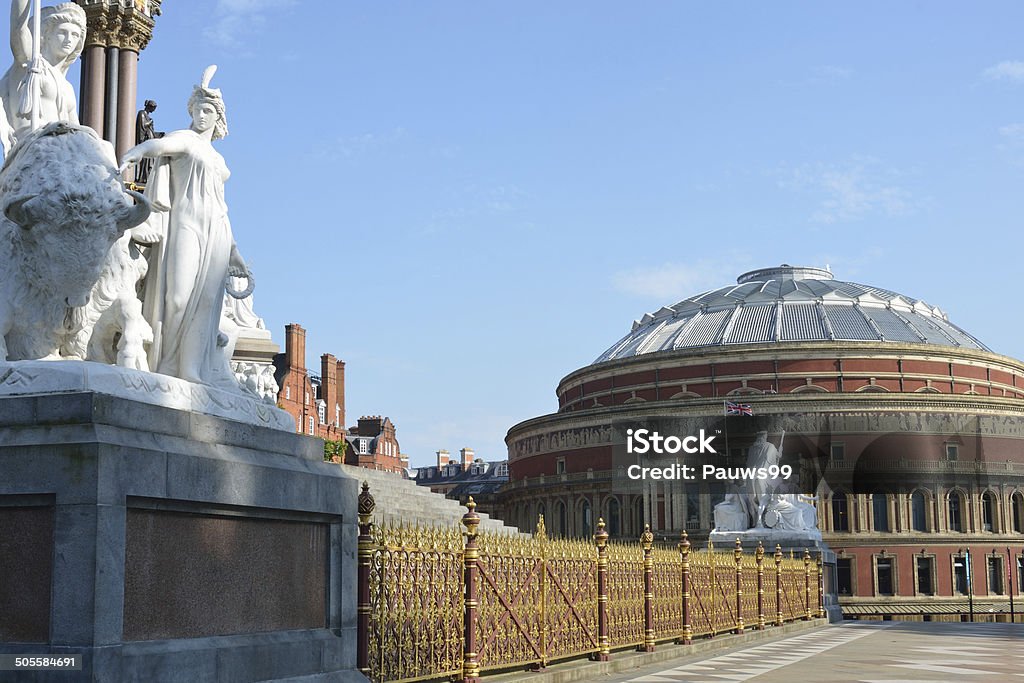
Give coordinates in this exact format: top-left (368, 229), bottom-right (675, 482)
top-left (725, 401), bottom-right (753, 416)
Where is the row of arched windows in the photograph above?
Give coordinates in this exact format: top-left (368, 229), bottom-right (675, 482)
top-left (523, 496), bottom-right (640, 538)
top-left (830, 490), bottom-right (1024, 534)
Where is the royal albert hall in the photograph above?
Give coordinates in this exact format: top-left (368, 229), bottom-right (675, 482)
top-left (502, 265), bottom-right (1024, 620)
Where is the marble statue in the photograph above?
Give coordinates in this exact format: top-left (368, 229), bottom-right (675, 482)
top-left (713, 491), bottom-right (749, 532)
top-left (62, 224), bottom-right (157, 370)
top-left (0, 1), bottom-right (85, 154)
top-left (120, 66), bottom-right (250, 389)
top-left (0, 123), bottom-right (150, 361)
top-left (134, 99), bottom-right (162, 184)
top-left (710, 430), bottom-right (822, 542)
top-left (746, 431), bottom-right (783, 527)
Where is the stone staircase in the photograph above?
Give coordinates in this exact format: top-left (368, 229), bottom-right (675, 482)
top-left (340, 464), bottom-right (528, 536)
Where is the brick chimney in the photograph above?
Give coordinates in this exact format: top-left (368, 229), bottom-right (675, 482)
top-left (320, 353), bottom-right (337, 426)
top-left (437, 449), bottom-right (450, 467)
top-left (335, 359), bottom-right (346, 429)
top-left (284, 323), bottom-right (306, 370)
top-left (460, 447), bottom-right (475, 471)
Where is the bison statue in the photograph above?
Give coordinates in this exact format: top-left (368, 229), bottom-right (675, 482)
top-left (0, 122), bottom-right (150, 361)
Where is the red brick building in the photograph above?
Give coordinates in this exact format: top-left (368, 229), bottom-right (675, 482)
top-left (346, 416), bottom-right (408, 474)
top-left (274, 323), bottom-right (345, 439)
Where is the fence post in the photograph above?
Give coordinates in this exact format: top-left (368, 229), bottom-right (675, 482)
top-left (734, 538), bottom-right (744, 634)
top-left (640, 524), bottom-right (655, 652)
top-left (756, 542), bottom-right (765, 631)
top-left (817, 551), bottom-right (826, 619)
top-left (461, 497), bottom-right (482, 683)
top-left (357, 482), bottom-right (375, 677)
top-left (708, 541), bottom-right (716, 637)
top-left (774, 544), bottom-right (783, 626)
top-left (595, 518), bottom-right (610, 662)
top-left (677, 530), bottom-right (692, 645)
top-left (803, 549), bottom-right (812, 620)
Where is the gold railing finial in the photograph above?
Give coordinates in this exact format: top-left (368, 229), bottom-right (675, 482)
top-left (357, 481), bottom-right (375, 526)
top-left (595, 517), bottom-right (608, 547)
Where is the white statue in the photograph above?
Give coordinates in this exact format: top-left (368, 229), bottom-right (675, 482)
top-left (0, 123), bottom-right (149, 361)
top-left (0, 1), bottom-right (85, 153)
top-left (223, 275), bottom-right (264, 331)
top-left (120, 66), bottom-right (250, 388)
top-left (62, 225), bottom-right (158, 370)
top-left (746, 431), bottom-right (783, 527)
top-left (713, 491), bottom-right (749, 532)
top-left (711, 430), bottom-right (822, 541)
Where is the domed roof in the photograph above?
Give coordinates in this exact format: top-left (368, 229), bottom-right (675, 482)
top-left (595, 265), bottom-right (988, 363)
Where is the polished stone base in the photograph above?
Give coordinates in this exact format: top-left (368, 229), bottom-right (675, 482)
top-left (0, 391), bottom-right (367, 682)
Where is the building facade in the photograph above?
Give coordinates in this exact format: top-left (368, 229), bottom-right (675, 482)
top-left (410, 448), bottom-right (509, 513)
top-left (346, 416), bottom-right (407, 474)
top-left (501, 265), bottom-right (1024, 620)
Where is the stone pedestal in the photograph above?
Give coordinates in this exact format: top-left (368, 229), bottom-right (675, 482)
top-left (0, 390), bottom-right (367, 682)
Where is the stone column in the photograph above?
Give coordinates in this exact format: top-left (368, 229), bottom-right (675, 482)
top-left (80, 44), bottom-right (106, 133)
top-left (117, 48), bottom-right (140, 176)
top-left (665, 479), bottom-right (674, 531)
top-left (103, 45), bottom-right (119, 143)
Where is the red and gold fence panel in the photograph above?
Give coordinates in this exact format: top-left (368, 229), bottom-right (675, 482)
top-left (475, 527), bottom-right (545, 672)
top-left (779, 553), bottom-right (805, 622)
top-left (605, 541), bottom-right (644, 648)
top-left (542, 535), bottom-right (599, 662)
top-left (650, 547), bottom-right (683, 641)
top-left (762, 550), bottom-right (778, 626)
top-left (687, 546), bottom-right (715, 637)
top-left (740, 550), bottom-right (759, 629)
top-left (710, 544), bottom-right (738, 634)
top-left (367, 521), bottom-right (464, 683)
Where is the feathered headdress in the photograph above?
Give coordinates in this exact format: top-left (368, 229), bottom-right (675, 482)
top-left (187, 65), bottom-right (228, 140)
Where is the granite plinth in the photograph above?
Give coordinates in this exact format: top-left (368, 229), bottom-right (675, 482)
top-left (0, 391), bottom-right (367, 682)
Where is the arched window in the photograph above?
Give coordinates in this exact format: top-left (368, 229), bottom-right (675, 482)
top-left (911, 491), bottom-right (927, 532)
top-left (1012, 492), bottom-right (1024, 534)
top-left (686, 492), bottom-right (700, 528)
top-left (982, 492), bottom-right (997, 532)
top-left (580, 499), bottom-right (593, 539)
top-left (873, 493), bottom-right (889, 532)
top-left (557, 501), bottom-right (567, 537)
top-left (606, 498), bottom-right (621, 537)
top-left (832, 493), bottom-right (850, 532)
top-left (948, 491), bottom-right (965, 533)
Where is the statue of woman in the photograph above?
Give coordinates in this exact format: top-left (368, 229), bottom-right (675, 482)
top-left (120, 66), bottom-right (250, 388)
top-left (0, 1), bottom-right (85, 151)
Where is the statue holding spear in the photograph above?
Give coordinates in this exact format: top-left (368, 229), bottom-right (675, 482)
top-left (0, 0), bottom-right (86, 152)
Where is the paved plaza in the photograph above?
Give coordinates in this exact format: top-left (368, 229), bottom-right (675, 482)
top-left (606, 622), bottom-right (1023, 683)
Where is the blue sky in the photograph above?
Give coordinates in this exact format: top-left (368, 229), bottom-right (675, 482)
top-left (11, 2), bottom-right (1024, 466)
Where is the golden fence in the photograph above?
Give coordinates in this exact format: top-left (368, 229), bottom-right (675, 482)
top-left (356, 485), bottom-right (823, 683)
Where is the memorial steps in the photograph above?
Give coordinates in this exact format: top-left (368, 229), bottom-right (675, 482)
top-left (338, 463), bottom-right (528, 536)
